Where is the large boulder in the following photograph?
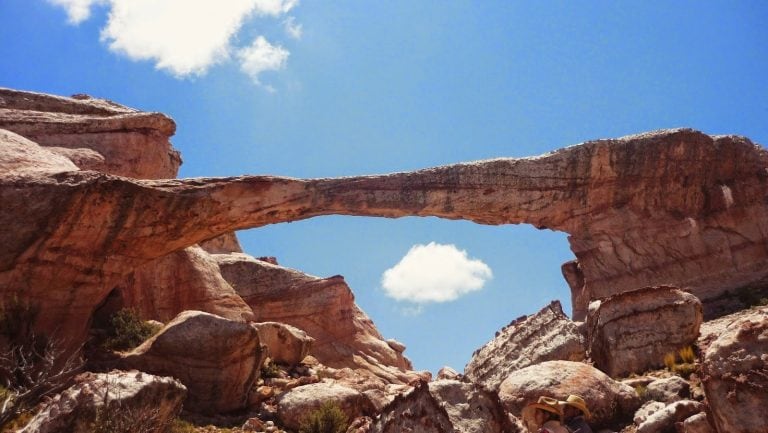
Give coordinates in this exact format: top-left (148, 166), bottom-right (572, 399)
top-left (253, 322), bottom-right (314, 367)
top-left (701, 307), bottom-right (768, 433)
top-left (276, 382), bottom-right (375, 431)
top-left (428, 379), bottom-right (515, 433)
top-left (369, 382), bottom-right (456, 433)
top-left (20, 370), bottom-right (186, 433)
top-left (464, 300), bottom-right (585, 391)
top-left (586, 286), bottom-right (703, 377)
top-left (498, 360), bottom-right (641, 428)
top-left (120, 310), bottom-right (267, 414)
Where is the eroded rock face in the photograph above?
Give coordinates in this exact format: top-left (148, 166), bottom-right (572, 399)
top-left (464, 300), bottom-right (585, 391)
top-left (120, 311), bottom-right (267, 414)
top-left (370, 383), bottom-right (456, 433)
top-left (215, 253), bottom-right (414, 381)
top-left (253, 322), bottom-right (314, 367)
top-left (0, 87), bottom-right (180, 179)
top-left (20, 370), bottom-right (186, 433)
top-left (498, 360), bottom-right (641, 428)
top-left (587, 286), bottom-right (703, 377)
top-left (276, 382), bottom-right (375, 431)
top-left (701, 307), bottom-right (768, 433)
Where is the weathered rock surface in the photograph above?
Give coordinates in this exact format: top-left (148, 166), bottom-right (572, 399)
top-left (276, 382), bottom-right (375, 431)
top-left (428, 379), bottom-right (514, 433)
top-left (120, 311), bottom-right (267, 414)
top-left (587, 286), bottom-right (703, 377)
top-left (646, 376), bottom-right (690, 403)
top-left (498, 360), bottom-right (641, 428)
top-left (465, 300), bottom-right (585, 391)
top-left (635, 400), bottom-right (704, 433)
top-left (679, 412), bottom-right (715, 433)
top-left (369, 382), bottom-right (456, 433)
top-left (253, 322), bottom-right (314, 366)
top-left (436, 366), bottom-right (461, 381)
top-left (215, 253), bottom-right (414, 381)
top-left (0, 87), bottom-right (180, 179)
top-left (20, 370), bottom-right (186, 433)
top-left (701, 307), bottom-right (768, 433)
top-left (0, 128), bottom-right (79, 175)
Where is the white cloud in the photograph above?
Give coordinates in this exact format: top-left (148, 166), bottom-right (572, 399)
top-left (237, 36), bottom-right (289, 90)
top-left (382, 242), bottom-right (492, 304)
top-left (48, 0), bottom-right (299, 85)
top-left (283, 16), bottom-right (303, 39)
top-left (48, 0), bottom-right (104, 24)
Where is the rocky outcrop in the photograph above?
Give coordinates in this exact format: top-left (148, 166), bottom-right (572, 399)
top-left (498, 360), bottom-right (641, 428)
top-left (428, 379), bottom-right (514, 433)
top-left (20, 370), bottom-right (186, 433)
top-left (635, 400), bottom-right (704, 433)
top-left (464, 301), bottom-right (585, 391)
top-left (701, 307), bottom-right (767, 433)
top-left (116, 245), bottom-right (255, 323)
top-left (370, 382), bottom-right (456, 433)
top-left (0, 87), bottom-right (180, 179)
top-left (215, 253), bottom-right (414, 381)
top-left (120, 311), bottom-right (267, 414)
top-left (645, 376), bottom-right (691, 403)
top-left (276, 382), bottom-right (375, 431)
top-left (587, 286), bottom-right (703, 377)
top-left (253, 322), bottom-right (314, 367)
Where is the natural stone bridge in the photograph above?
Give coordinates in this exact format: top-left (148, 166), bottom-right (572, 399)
top-left (2, 88), bottom-right (768, 354)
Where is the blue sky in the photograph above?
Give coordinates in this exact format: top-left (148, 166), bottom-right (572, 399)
top-left (2, 1), bottom-right (767, 373)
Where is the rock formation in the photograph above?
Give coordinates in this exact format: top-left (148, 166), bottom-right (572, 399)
top-left (252, 322), bottom-right (314, 367)
top-left (215, 253), bottom-right (414, 380)
top-left (701, 306), bottom-right (767, 433)
top-left (369, 382), bottom-right (457, 433)
top-left (498, 360), bottom-right (641, 428)
top-left (464, 300), bottom-right (585, 391)
top-left (276, 382), bottom-right (375, 431)
top-left (586, 286), bottom-right (703, 377)
top-left (120, 311), bottom-right (267, 414)
top-left (19, 370), bottom-right (186, 433)
top-left (428, 379), bottom-right (514, 433)
top-left (635, 400), bottom-right (704, 433)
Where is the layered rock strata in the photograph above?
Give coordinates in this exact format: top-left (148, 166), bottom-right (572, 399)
top-left (464, 300), bottom-right (585, 391)
top-left (586, 286), bottom-right (703, 377)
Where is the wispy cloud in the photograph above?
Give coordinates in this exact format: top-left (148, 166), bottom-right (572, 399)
top-left (237, 36), bottom-right (290, 91)
top-left (382, 242), bottom-right (492, 305)
top-left (47, 0), bottom-right (301, 89)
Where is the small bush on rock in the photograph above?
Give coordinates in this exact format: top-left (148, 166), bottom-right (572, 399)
top-left (299, 401), bottom-right (348, 433)
top-left (678, 346), bottom-right (696, 364)
top-left (103, 308), bottom-right (162, 351)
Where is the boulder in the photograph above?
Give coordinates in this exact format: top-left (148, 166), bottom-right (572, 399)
top-left (701, 307), bottom-right (768, 433)
top-left (436, 366), bottom-right (461, 381)
top-left (369, 382), bottom-right (456, 433)
top-left (120, 310), bottom-right (266, 414)
top-left (215, 253), bottom-right (415, 382)
top-left (635, 400), bottom-right (704, 433)
top-left (428, 379), bottom-right (514, 433)
top-left (276, 382), bottom-right (375, 431)
top-left (646, 376), bottom-right (690, 403)
top-left (465, 300), bottom-right (585, 391)
top-left (634, 401), bottom-right (667, 426)
top-left (498, 360), bottom-right (641, 428)
top-left (20, 370), bottom-right (185, 433)
top-left (252, 322), bottom-right (314, 366)
top-left (679, 412), bottom-right (715, 433)
top-left (587, 286), bottom-right (703, 377)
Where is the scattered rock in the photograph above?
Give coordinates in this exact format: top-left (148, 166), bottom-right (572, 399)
top-left (20, 370), bottom-right (185, 433)
top-left (498, 360), bottom-right (641, 428)
top-left (646, 376), bottom-right (691, 403)
top-left (587, 286), bottom-right (703, 377)
top-left (253, 322), bottom-right (314, 367)
top-left (120, 311), bottom-right (267, 414)
top-left (701, 307), bottom-right (768, 433)
top-left (276, 382), bottom-right (374, 431)
top-left (634, 401), bottom-right (667, 425)
top-left (428, 379), bottom-right (514, 433)
top-left (635, 400), bottom-right (703, 433)
top-left (465, 300), bottom-right (585, 391)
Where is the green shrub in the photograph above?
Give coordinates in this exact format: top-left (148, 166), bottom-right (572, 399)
top-left (261, 360), bottom-right (282, 378)
top-left (634, 384), bottom-right (648, 400)
top-left (103, 308), bottom-right (162, 351)
top-left (299, 401), bottom-right (349, 433)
